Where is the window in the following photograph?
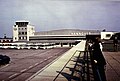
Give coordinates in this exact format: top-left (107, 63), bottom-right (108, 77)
top-left (19, 37), bottom-right (21, 40)
top-left (24, 36), bottom-right (27, 39)
top-left (22, 32), bottom-right (24, 34)
top-left (15, 37), bottom-right (17, 40)
top-left (106, 34), bottom-right (111, 37)
top-left (21, 37), bottom-right (23, 39)
top-left (25, 32), bottom-right (27, 35)
top-left (19, 32), bottom-right (21, 35)
top-left (14, 28), bottom-right (17, 31)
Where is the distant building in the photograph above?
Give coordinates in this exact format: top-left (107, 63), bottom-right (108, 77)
top-left (101, 31), bottom-right (116, 40)
top-left (29, 29), bottom-right (100, 44)
top-left (12, 21), bottom-right (100, 45)
top-left (0, 35), bottom-right (13, 43)
top-left (13, 20), bottom-right (35, 42)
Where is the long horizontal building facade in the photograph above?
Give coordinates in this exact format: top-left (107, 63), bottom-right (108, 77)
top-left (0, 21), bottom-right (118, 49)
top-left (13, 21), bottom-right (100, 46)
top-left (30, 29), bottom-right (100, 43)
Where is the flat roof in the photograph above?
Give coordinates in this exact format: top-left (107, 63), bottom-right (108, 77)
top-left (15, 20), bottom-right (29, 22)
top-left (35, 29), bottom-right (100, 36)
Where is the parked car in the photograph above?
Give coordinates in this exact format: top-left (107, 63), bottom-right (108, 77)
top-left (0, 55), bottom-right (10, 65)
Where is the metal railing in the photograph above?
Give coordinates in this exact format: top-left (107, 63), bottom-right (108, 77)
top-left (78, 50), bottom-right (106, 81)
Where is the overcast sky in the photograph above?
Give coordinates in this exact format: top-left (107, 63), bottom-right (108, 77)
top-left (0, 0), bottom-right (120, 37)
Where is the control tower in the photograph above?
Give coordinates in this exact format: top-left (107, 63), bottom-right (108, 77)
top-left (13, 20), bottom-right (35, 42)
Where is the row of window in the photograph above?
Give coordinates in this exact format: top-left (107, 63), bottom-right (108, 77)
top-left (16, 22), bottom-right (28, 27)
top-left (18, 28), bottom-right (27, 30)
top-left (19, 36), bottom-right (27, 40)
top-left (0, 40), bottom-right (12, 43)
top-left (14, 27), bottom-right (34, 31)
top-left (19, 32), bottom-right (27, 35)
top-left (14, 27), bottom-right (27, 31)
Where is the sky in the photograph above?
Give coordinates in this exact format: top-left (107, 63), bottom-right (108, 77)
top-left (0, 0), bottom-right (120, 37)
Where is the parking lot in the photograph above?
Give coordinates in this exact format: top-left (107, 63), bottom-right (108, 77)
top-left (0, 48), bottom-right (70, 81)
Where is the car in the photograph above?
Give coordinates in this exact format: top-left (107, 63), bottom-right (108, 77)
top-left (0, 55), bottom-right (10, 65)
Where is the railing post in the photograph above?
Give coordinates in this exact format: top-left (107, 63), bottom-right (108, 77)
top-left (86, 51), bottom-right (90, 81)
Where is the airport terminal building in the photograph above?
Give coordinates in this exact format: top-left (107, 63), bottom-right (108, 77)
top-left (0, 21), bottom-right (118, 49)
top-left (13, 21), bottom-right (100, 45)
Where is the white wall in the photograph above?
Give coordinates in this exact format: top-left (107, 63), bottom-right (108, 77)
top-left (27, 25), bottom-right (35, 41)
top-left (101, 32), bottom-right (115, 40)
top-left (13, 21), bottom-right (35, 42)
top-left (13, 25), bottom-right (18, 41)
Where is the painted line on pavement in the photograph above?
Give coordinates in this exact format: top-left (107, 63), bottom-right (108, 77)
top-left (20, 69), bottom-right (27, 73)
top-left (40, 61), bottom-right (43, 63)
top-left (28, 65), bottom-right (33, 69)
top-left (9, 73), bottom-right (18, 79)
top-left (48, 56), bottom-right (51, 59)
top-left (44, 59), bottom-right (47, 61)
top-left (35, 63), bottom-right (39, 66)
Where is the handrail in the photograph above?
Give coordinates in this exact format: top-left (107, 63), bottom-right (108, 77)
top-left (88, 48), bottom-right (106, 81)
top-left (81, 42), bottom-right (106, 81)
